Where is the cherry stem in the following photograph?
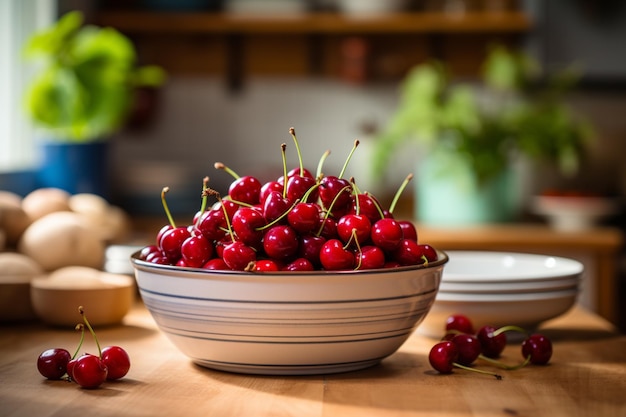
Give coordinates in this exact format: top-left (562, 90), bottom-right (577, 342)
top-left (199, 176), bottom-right (209, 213)
top-left (281, 143), bottom-right (288, 198)
top-left (300, 182), bottom-right (320, 204)
top-left (366, 191), bottom-right (386, 220)
top-left (479, 354), bottom-right (531, 371)
top-left (493, 325), bottom-right (529, 338)
top-left (257, 199), bottom-right (300, 231)
top-left (389, 173), bottom-right (413, 214)
top-left (352, 228), bottom-right (363, 270)
top-left (316, 184), bottom-right (352, 236)
top-left (161, 186), bottom-right (176, 228)
top-left (79, 306), bottom-right (102, 357)
top-left (338, 139), bottom-right (359, 179)
top-left (71, 323), bottom-right (85, 360)
top-left (351, 178), bottom-right (361, 215)
top-left (316, 149), bottom-right (331, 179)
top-left (214, 162), bottom-right (240, 180)
top-left (288, 127), bottom-right (305, 177)
top-left (454, 362), bottom-right (503, 380)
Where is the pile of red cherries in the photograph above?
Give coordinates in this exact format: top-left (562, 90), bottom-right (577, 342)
top-left (428, 314), bottom-right (553, 379)
top-left (139, 128), bottom-right (437, 272)
top-left (36, 307), bottom-right (130, 389)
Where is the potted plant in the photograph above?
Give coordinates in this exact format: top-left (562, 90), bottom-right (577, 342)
top-left (23, 10), bottom-right (166, 197)
top-left (373, 45), bottom-right (593, 225)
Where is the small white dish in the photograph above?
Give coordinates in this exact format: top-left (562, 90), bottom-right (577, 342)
top-left (531, 194), bottom-right (618, 232)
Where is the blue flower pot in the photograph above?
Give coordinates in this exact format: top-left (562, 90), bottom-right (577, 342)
top-left (37, 141), bottom-right (109, 197)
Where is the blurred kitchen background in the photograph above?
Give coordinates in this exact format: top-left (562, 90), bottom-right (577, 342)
top-left (2, 0), bottom-right (626, 329)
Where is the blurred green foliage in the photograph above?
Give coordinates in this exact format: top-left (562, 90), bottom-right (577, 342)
top-left (23, 11), bottom-right (166, 141)
top-left (373, 45), bottom-right (593, 185)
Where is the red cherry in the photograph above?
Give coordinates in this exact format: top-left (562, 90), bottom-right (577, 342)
top-left (521, 333), bottom-right (553, 365)
top-left (282, 257), bottom-right (315, 271)
top-left (262, 190), bottom-right (290, 223)
top-left (337, 213), bottom-right (371, 246)
top-left (222, 241), bottom-right (256, 271)
top-left (477, 325), bottom-right (507, 358)
top-left (251, 259), bottom-right (281, 272)
top-left (445, 314), bottom-right (475, 335)
top-left (356, 245), bottom-right (386, 270)
top-left (370, 218), bottom-right (403, 251)
top-left (287, 202), bottom-right (320, 234)
top-left (37, 348), bottom-right (71, 380)
top-left (228, 175), bottom-right (262, 205)
top-left (392, 238), bottom-right (426, 266)
top-left (71, 354), bottom-right (108, 389)
top-left (349, 193), bottom-right (383, 224)
top-left (203, 257), bottom-right (230, 270)
top-left (298, 234), bottom-right (326, 267)
top-left (263, 225), bottom-right (299, 261)
top-left (259, 180), bottom-right (284, 203)
top-left (398, 220), bottom-right (418, 241)
top-left (319, 239), bottom-right (355, 270)
top-left (195, 208), bottom-right (228, 241)
top-left (450, 334), bottom-right (482, 366)
top-left (158, 227), bottom-right (191, 262)
top-left (318, 176), bottom-right (352, 213)
top-left (231, 207), bottom-right (266, 250)
top-left (181, 234), bottom-right (214, 268)
top-left (429, 341), bottom-right (459, 374)
top-left (101, 346), bottom-right (131, 380)
top-left (286, 174), bottom-right (318, 203)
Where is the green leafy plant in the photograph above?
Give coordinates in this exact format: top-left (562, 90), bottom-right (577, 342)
top-left (23, 11), bottom-right (166, 142)
top-left (373, 45), bottom-right (593, 185)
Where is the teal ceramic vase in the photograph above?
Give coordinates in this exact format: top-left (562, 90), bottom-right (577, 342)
top-left (414, 152), bottom-right (521, 226)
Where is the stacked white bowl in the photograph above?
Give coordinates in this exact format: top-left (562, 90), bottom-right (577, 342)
top-left (419, 251), bottom-right (583, 339)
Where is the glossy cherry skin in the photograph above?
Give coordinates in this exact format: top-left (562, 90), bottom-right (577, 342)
top-left (318, 217), bottom-right (338, 240)
top-left (263, 225), bottom-right (299, 261)
top-left (181, 234), bottom-right (214, 268)
top-left (521, 333), bottom-right (553, 365)
top-left (231, 207), bottom-right (266, 250)
top-left (349, 193), bottom-right (384, 224)
top-left (287, 202), bottom-right (320, 234)
top-left (37, 348), bottom-right (71, 380)
top-left (101, 346), bottom-right (131, 380)
top-left (356, 245), bottom-right (386, 270)
top-left (286, 175), bottom-right (318, 203)
top-left (228, 175), bottom-right (262, 205)
top-left (429, 341), bottom-right (459, 374)
top-left (477, 325), bottom-right (507, 358)
top-left (370, 218), bottom-right (403, 252)
top-left (259, 180), bottom-right (284, 203)
top-left (262, 190), bottom-right (290, 223)
top-left (445, 314), bottom-right (475, 335)
top-left (318, 176), bottom-right (352, 213)
top-left (398, 220), bottom-right (418, 242)
top-left (71, 354), bottom-right (108, 389)
top-left (251, 259), bottom-right (281, 272)
top-left (450, 334), bottom-right (481, 366)
top-left (195, 208), bottom-right (227, 241)
top-left (203, 257), bottom-right (230, 270)
top-left (392, 239), bottom-right (426, 266)
top-left (319, 239), bottom-right (355, 271)
top-left (158, 227), bottom-right (191, 262)
top-left (298, 234), bottom-right (325, 267)
top-left (222, 241), bottom-right (256, 271)
top-left (337, 213), bottom-right (371, 246)
top-left (282, 257), bottom-right (315, 271)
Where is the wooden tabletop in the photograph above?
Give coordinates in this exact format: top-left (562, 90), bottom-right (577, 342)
top-left (2, 302), bottom-right (625, 417)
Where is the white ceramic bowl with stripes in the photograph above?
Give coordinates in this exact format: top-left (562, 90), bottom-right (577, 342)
top-left (131, 251), bottom-right (448, 375)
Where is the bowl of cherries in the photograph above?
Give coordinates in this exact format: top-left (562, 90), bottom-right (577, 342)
top-left (131, 128), bottom-right (447, 375)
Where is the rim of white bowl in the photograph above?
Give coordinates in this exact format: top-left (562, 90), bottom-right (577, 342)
top-left (435, 287), bottom-right (579, 302)
top-left (130, 249), bottom-right (449, 277)
top-left (442, 251), bottom-right (583, 283)
top-left (438, 280), bottom-right (579, 294)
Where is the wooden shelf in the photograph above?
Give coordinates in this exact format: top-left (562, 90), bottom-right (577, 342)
top-left (95, 11), bottom-right (532, 35)
top-left (94, 10), bottom-right (532, 87)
